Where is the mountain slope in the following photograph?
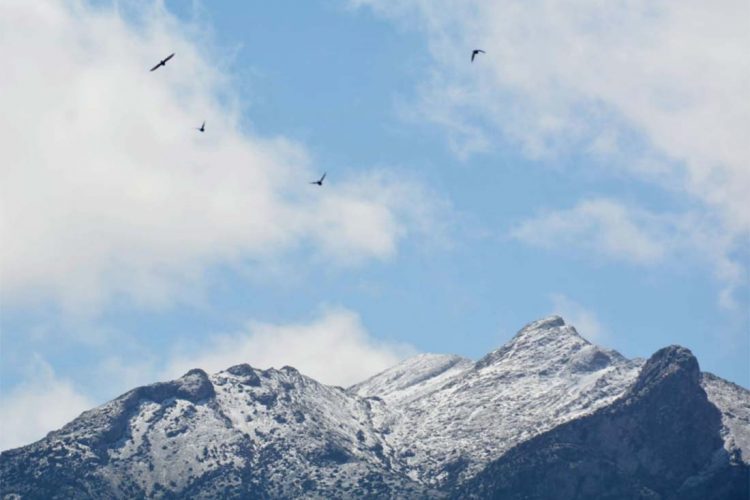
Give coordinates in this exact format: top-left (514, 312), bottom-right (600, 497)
top-left (0, 365), bottom-right (429, 499)
top-left (349, 353), bottom-right (473, 405)
top-left (701, 372), bottom-right (750, 463)
top-left (353, 316), bottom-right (644, 485)
top-left (459, 346), bottom-right (750, 499)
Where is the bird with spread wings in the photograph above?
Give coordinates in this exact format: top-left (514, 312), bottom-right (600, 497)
top-left (310, 172), bottom-right (327, 186)
top-left (150, 53), bottom-right (175, 72)
top-left (471, 49), bottom-right (485, 62)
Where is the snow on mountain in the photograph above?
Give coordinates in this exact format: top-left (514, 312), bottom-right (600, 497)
top-left (702, 372), bottom-right (750, 462)
top-left (1, 315), bottom-right (748, 499)
top-left (1, 364), bottom-right (429, 498)
top-left (352, 316), bottom-right (644, 485)
top-left (349, 353), bottom-right (473, 405)
top-left (460, 346), bottom-right (750, 499)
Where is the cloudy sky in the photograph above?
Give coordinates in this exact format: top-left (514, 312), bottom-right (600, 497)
top-left (1, 0), bottom-right (747, 450)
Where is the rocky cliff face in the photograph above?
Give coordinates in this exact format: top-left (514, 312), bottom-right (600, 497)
top-left (459, 346), bottom-right (749, 500)
top-left (2, 317), bottom-right (748, 499)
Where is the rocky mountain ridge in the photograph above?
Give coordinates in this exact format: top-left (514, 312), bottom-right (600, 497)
top-left (460, 345), bottom-right (749, 499)
top-left (350, 316), bottom-right (646, 485)
top-left (2, 316), bottom-right (748, 499)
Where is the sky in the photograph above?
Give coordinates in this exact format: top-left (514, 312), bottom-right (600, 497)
top-left (0, 0), bottom-right (747, 450)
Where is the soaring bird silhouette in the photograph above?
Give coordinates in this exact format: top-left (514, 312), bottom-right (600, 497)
top-left (197, 121), bottom-right (205, 132)
top-left (471, 49), bottom-right (485, 62)
top-left (150, 53), bottom-right (175, 72)
top-left (310, 172), bottom-right (327, 186)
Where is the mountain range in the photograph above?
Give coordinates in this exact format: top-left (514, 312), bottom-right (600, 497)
top-left (2, 316), bottom-right (748, 498)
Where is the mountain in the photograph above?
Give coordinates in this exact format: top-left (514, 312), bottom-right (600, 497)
top-left (701, 372), bottom-right (750, 461)
top-left (2, 316), bottom-right (748, 499)
top-left (351, 317), bottom-right (644, 485)
top-left (0, 365), bottom-right (429, 499)
top-left (460, 346), bottom-right (749, 499)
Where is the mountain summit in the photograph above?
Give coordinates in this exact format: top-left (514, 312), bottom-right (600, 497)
top-left (474, 315), bottom-right (623, 372)
top-left (2, 317), bottom-right (748, 499)
top-left (462, 346), bottom-right (749, 499)
top-left (353, 316), bottom-right (645, 485)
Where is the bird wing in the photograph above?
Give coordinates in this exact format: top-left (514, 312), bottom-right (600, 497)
top-left (478, 49), bottom-right (485, 53)
top-left (164, 53), bottom-right (175, 63)
top-left (320, 172), bottom-right (327, 182)
top-left (150, 62), bottom-right (162, 71)
top-left (471, 53), bottom-right (476, 61)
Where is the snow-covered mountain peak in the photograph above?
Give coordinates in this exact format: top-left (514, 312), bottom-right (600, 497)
top-left (220, 363), bottom-right (262, 386)
top-left (475, 315), bottom-right (598, 373)
top-left (172, 368), bottom-right (215, 400)
top-left (351, 317), bottom-right (645, 485)
top-left (508, 315), bottom-right (580, 345)
top-left (519, 314), bottom-right (567, 331)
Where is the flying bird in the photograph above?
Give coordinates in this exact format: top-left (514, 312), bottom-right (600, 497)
top-left (197, 121), bottom-right (205, 132)
top-left (310, 172), bottom-right (327, 186)
top-left (471, 49), bottom-right (485, 62)
top-left (150, 53), bottom-right (175, 71)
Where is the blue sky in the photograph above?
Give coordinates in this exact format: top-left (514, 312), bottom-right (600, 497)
top-left (1, 0), bottom-right (748, 449)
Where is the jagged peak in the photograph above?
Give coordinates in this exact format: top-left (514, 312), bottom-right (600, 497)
top-left (225, 363), bottom-right (255, 377)
top-left (521, 315), bottom-right (567, 331)
top-left (475, 316), bottom-right (588, 369)
top-left (143, 368), bottom-right (214, 403)
top-left (511, 315), bottom-right (583, 342)
top-left (628, 345), bottom-right (700, 398)
top-left (222, 363), bottom-right (261, 386)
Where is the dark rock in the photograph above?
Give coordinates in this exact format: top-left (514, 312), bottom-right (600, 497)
top-left (227, 363), bottom-right (262, 386)
top-left (458, 346), bottom-right (749, 499)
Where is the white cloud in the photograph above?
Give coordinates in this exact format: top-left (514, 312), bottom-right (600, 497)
top-left (163, 308), bottom-right (416, 387)
top-left (354, 0), bottom-right (750, 301)
top-left (0, 0), bottom-right (442, 314)
top-left (0, 358), bottom-right (94, 451)
top-left (550, 293), bottom-right (606, 342)
top-left (354, 0), bottom-right (750, 229)
top-left (512, 198), bottom-right (746, 308)
top-left (511, 198), bottom-right (667, 264)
